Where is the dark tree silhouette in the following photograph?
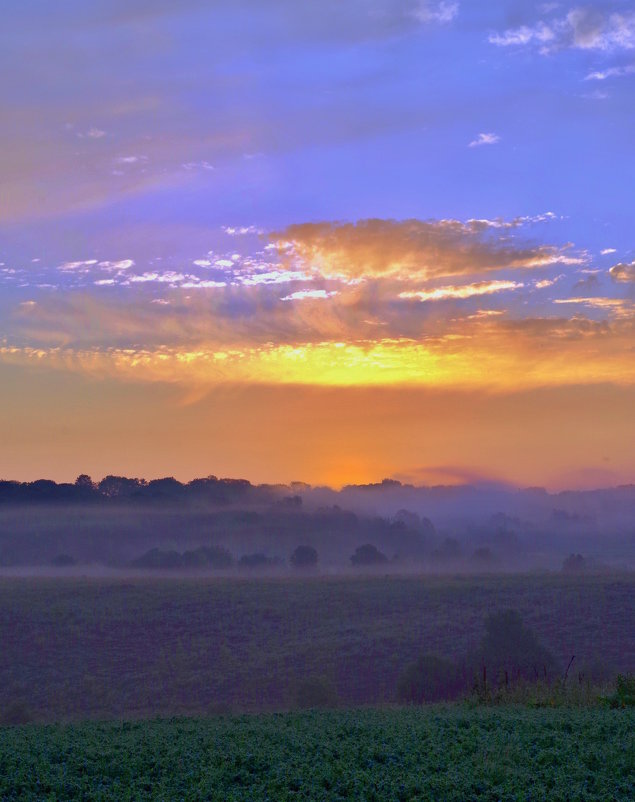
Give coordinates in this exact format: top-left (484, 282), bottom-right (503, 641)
top-left (350, 544), bottom-right (387, 566)
top-left (290, 545), bottom-right (318, 569)
top-left (476, 609), bottom-right (557, 682)
top-left (562, 553), bottom-right (586, 572)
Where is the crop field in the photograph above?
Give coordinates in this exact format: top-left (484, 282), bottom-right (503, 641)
top-left (1, 707), bottom-right (633, 801)
top-left (0, 573), bottom-right (633, 721)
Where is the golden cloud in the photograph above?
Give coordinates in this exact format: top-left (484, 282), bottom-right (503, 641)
top-left (609, 261), bottom-right (635, 283)
top-left (3, 312), bottom-right (634, 390)
top-left (272, 219), bottom-right (583, 281)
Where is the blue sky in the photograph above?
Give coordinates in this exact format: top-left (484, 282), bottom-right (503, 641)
top-left (1, 1), bottom-right (634, 486)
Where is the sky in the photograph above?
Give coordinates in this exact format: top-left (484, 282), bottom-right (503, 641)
top-left (1, 0), bottom-right (634, 489)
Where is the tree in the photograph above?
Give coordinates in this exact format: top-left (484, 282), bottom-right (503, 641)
top-left (290, 545), bottom-right (318, 569)
top-left (562, 553), bottom-right (586, 572)
top-left (98, 475), bottom-right (145, 498)
top-left (350, 544), bottom-right (388, 566)
top-left (477, 609), bottom-right (557, 682)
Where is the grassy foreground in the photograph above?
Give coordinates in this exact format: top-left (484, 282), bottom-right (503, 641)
top-left (1, 707), bottom-right (633, 801)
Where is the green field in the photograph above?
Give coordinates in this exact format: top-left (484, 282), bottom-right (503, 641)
top-left (1, 707), bottom-right (633, 801)
top-left (1, 573), bottom-right (633, 721)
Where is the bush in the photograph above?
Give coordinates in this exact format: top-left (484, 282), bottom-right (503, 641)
top-left (562, 553), bottom-right (586, 572)
top-left (397, 654), bottom-right (459, 703)
top-left (350, 544), bottom-right (387, 566)
top-left (290, 545), bottom-right (318, 569)
top-left (604, 674), bottom-right (635, 708)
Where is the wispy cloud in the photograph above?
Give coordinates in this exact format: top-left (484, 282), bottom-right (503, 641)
top-left (399, 279), bottom-right (522, 302)
top-left (413, 1), bottom-right (459, 25)
top-left (468, 132), bottom-right (500, 148)
top-left (281, 289), bottom-right (339, 301)
top-left (490, 8), bottom-right (635, 54)
top-left (585, 63), bottom-right (635, 80)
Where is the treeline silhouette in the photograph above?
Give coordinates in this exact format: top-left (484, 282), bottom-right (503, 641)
top-left (0, 474), bottom-right (286, 506)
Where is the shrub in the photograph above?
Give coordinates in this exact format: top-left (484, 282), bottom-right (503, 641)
top-left (562, 553), bottom-right (586, 572)
top-left (290, 545), bottom-right (318, 569)
top-left (350, 544), bottom-right (387, 566)
top-left (604, 674), bottom-right (635, 708)
top-left (397, 654), bottom-right (459, 703)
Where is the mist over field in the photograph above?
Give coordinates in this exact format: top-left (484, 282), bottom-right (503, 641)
top-left (1, 474), bottom-right (633, 574)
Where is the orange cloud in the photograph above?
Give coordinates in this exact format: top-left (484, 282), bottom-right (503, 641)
top-left (610, 261), bottom-right (635, 283)
top-left (3, 312), bottom-right (634, 390)
top-left (272, 218), bottom-right (583, 281)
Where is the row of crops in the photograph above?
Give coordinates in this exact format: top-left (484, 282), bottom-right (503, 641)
top-left (1, 706), bottom-right (633, 801)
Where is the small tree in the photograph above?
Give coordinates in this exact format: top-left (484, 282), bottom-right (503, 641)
top-left (477, 609), bottom-right (557, 683)
top-left (562, 553), bottom-right (586, 572)
top-left (350, 544), bottom-right (387, 566)
top-left (290, 545), bottom-right (318, 569)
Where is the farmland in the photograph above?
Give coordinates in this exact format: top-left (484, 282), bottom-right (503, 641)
top-left (0, 572), bottom-right (633, 721)
top-left (1, 707), bottom-right (633, 801)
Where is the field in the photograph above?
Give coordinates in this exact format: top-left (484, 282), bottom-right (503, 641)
top-left (1, 707), bottom-right (633, 801)
top-left (0, 572), bottom-right (633, 721)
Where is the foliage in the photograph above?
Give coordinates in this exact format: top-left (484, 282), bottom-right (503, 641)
top-left (0, 707), bottom-right (633, 801)
top-left (562, 553), bottom-right (587, 572)
top-left (350, 543), bottom-right (387, 566)
top-left (289, 545), bottom-right (318, 569)
top-left (603, 673), bottom-right (635, 709)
